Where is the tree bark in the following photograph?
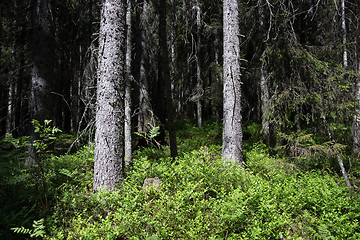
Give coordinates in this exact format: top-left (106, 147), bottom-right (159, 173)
top-left (170, 0), bottom-right (176, 109)
top-left (136, 0), bottom-right (153, 134)
top-left (158, 0), bottom-right (178, 159)
top-left (222, 0), bottom-right (243, 165)
top-left (341, 0), bottom-right (347, 68)
top-left (93, 0), bottom-right (126, 191)
top-left (260, 63), bottom-right (270, 143)
top-left (353, 68), bottom-right (360, 153)
top-left (30, 0), bottom-right (54, 125)
top-left (6, 78), bottom-right (14, 134)
top-left (14, 12), bottom-right (26, 136)
top-left (124, 0), bottom-right (132, 166)
top-left (350, 0), bottom-right (360, 153)
top-left (195, 0), bottom-right (202, 128)
top-left (27, 0), bottom-right (54, 164)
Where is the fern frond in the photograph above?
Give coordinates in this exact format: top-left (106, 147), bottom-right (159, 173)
top-left (149, 126), bottom-right (160, 139)
top-left (11, 226), bottom-right (32, 235)
top-left (11, 218), bottom-right (45, 238)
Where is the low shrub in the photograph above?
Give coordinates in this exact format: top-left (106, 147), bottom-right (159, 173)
top-left (45, 143), bottom-right (360, 239)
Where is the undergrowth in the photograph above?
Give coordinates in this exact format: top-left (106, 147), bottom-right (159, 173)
top-left (1, 120), bottom-right (360, 239)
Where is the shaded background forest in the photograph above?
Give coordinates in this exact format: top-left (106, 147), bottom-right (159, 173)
top-left (1, 0), bottom-right (360, 153)
top-left (1, 0), bottom-right (359, 149)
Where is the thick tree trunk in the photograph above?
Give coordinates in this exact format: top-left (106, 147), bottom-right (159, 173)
top-left (14, 21), bottom-right (26, 136)
top-left (124, 0), bottom-right (132, 166)
top-left (27, 0), bottom-right (54, 164)
top-left (222, 0), bottom-right (243, 165)
top-left (30, 0), bottom-right (54, 124)
top-left (158, 0), bottom-right (177, 159)
top-left (93, 0), bottom-right (126, 191)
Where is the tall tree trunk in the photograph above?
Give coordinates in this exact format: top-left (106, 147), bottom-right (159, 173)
top-left (136, 0), bottom-right (153, 134)
top-left (170, 0), bottom-right (176, 108)
top-left (341, 0), bottom-right (347, 68)
top-left (260, 62), bottom-right (270, 143)
top-left (14, 16), bottom-right (26, 136)
top-left (214, 48), bottom-right (222, 124)
top-left (89, 0), bottom-right (93, 45)
top-left (222, 0), bottom-right (243, 165)
top-left (0, 1), bottom-right (3, 135)
top-left (195, 0), bottom-right (202, 128)
top-left (351, 0), bottom-right (360, 153)
top-left (353, 66), bottom-right (360, 153)
top-left (158, 0), bottom-right (177, 159)
top-left (124, 0), bottom-right (132, 166)
top-left (6, 36), bottom-right (17, 133)
top-left (93, 0), bottom-right (126, 191)
top-left (6, 77), bottom-right (15, 134)
top-left (27, 0), bottom-right (54, 164)
top-left (259, 0), bottom-right (270, 143)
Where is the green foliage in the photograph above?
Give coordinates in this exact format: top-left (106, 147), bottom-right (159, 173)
top-left (136, 126), bottom-right (160, 140)
top-left (0, 135), bottom-right (36, 239)
top-left (41, 123), bottom-right (360, 239)
top-left (278, 131), bottom-right (346, 158)
top-left (265, 46), bottom-right (357, 144)
top-left (2, 120), bottom-right (360, 239)
top-left (136, 126), bottom-right (161, 148)
top-left (176, 119), bottom-right (222, 154)
top-left (11, 219), bottom-right (45, 238)
top-left (0, 122), bottom-right (92, 239)
top-left (2, 133), bottom-right (29, 149)
top-left (276, 130), bottom-right (350, 172)
top-left (32, 119), bottom-right (62, 157)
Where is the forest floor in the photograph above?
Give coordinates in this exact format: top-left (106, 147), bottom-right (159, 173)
top-left (1, 119), bottom-right (360, 239)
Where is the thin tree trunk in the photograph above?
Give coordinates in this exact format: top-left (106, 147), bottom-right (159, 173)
top-left (0, 1), bottom-right (3, 135)
top-left (93, 0), bottom-right (126, 191)
top-left (214, 49), bottom-right (222, 123)
top-left (124, 0), bottom-right (132, 166)
top-left (260, 63), bottom-right (270, 143)
top-left (341, 0), bottom-right (347, 67)
top-left (259, 0), bottom-right (270, 143)
top-left (158, 0), bottom-right (177, 159)
top-left (322, 115), bottom-right (352, 187)
top-left (6, 79), bottom-right (14, 134)
top-left (351, 0), bottom-right (360, 153)
top-left (136, 0), bottom-right (153, 134)
top-left (353, 65), bottom-right (360, 153)
top-left (222, 0), bottom-right (243, 165)
top-left (89, 0), bottom-right (93, 45)
top-left (170, 0), bottom-right (176, 105)
top-left (195, 0), bottom-right (202, 128)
